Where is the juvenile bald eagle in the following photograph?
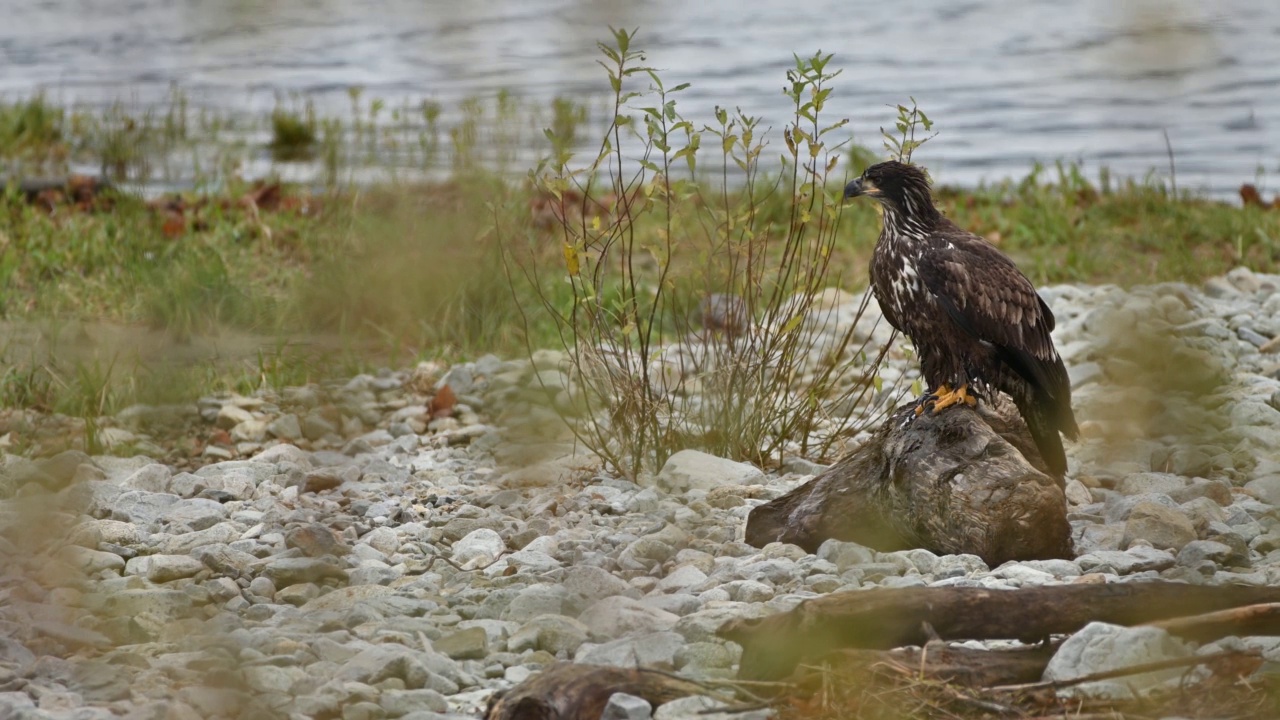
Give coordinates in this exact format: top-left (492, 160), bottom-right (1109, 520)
top-left (844, 161), bottom-right (1078, 479)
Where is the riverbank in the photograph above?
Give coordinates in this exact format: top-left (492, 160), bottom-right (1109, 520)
top-left (3, 161), bottom-right (1278, 427)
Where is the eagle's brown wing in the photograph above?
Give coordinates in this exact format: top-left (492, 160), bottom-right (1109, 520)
top-left (915, 230), bottom-right (1072, 412)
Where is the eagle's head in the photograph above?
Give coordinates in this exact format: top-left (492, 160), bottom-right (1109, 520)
top-left (843, 161), bottom-right (938, 223)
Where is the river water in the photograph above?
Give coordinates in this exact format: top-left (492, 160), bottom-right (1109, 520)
top-left (2, 0), bottom-right (1278, 196)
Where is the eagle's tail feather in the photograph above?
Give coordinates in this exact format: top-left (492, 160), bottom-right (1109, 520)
top-left (1014, 389), bottom-right (1071, 481)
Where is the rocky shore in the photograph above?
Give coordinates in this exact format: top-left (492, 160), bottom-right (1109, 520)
top-left (2, 267), bottom-right (1280, 719)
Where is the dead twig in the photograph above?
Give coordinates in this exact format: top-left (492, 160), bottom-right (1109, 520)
top-left (421, 549), bottom-right (510, 574)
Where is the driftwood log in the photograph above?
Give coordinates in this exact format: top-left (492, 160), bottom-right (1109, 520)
top-left (484, 662), bottom-right (706, 720)
top-left (803, 644), bottom-right (1058, 688)
top-left (1146, 602), bottom-right (1280, 643)
top-left (720, 582), bottom-right (1280, 681)
top-left (746, 397), bottom-right (1072, 565)
top-left (488, 587), bottom-right (1280, 717)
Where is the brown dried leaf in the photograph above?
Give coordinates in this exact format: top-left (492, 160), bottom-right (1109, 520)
top-left (302, 471), bottom-right (343, 494)
top-left (161, 211), bottom-right (186, 239)
top-left (1240, 183), bottom-right (1270, 209)
top-left (430, 385), bottom-right (457, 419)
top-left (242, 182), bottom-right (283, 212)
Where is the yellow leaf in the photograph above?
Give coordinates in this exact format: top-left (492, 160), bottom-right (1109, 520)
top-left (563, 243), bottom-right (580, 276)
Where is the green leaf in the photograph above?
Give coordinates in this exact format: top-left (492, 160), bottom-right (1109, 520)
top-left (597, 44), bottom-right (620, 64)
top-left (645, 69), bottom-right (665, 92)
top-left (820, 118), bottom-right (850, 135)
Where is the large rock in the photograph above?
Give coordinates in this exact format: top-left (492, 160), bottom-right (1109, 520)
top-left (508, 614), bottom-right (590, 655)
top-left (575, 632), bottom-right (685, 668)
top-left (745, 398), bottom-right (1072, 565)
top-left (450, 525), bottom-right (504, 563)
top-left (563, 565), bottom-right (635, 610)
top-left (111, 491), bottom-right (181, 526)
top-left (120, 464), bottom-right (172, 492)
top-left (1042, 622), bottom-right (1194, 700)
top-left (1122, 501), bottom-right (1196, 551)
top-left (1075, 546), bottom-right (1176, 574)
top-left (654, 695), bottom-right (770, 720)
top-left (656, 450), bottom-right (763, 492)
top-left (434, 627), bottom-right (489, 660)
top-left (503, 585), bottom-right (569, 623)
top-left (124, 554), bottom-right (205, 583)
top-left (261, 557), bottom-right (347, 587)
top-left (336, 646), bottom-right (455, 693)
top-left (602, 693), bottom-right (653, 720)
top-left (579, 597), bottom-right (679, 641)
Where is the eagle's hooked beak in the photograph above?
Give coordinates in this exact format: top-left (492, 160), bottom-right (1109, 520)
top-left (843, 176), bottom-right (878, 199)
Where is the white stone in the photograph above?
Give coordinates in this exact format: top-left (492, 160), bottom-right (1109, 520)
top-left (121, 464), bottom-right (172, 492)
top-left (579, 596), bottom-right (679, 641)
top-left (362, 526), bottom-right (400, 556)
top-left (656, 450), bottom-right (763, 492)
top-left (602, 692), bottom-right (653, 720)
top-left (215, 404), bottom-right (255, 430)
top-left (124, 554), bottom-right (205, 583)
top-left (654, 564), bottom-right (710, 594)
top-left (1043, 622), bottom-right (1194, 700)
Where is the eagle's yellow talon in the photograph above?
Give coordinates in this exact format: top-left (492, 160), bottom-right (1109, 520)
top-left (930, 383), bottom-right (976, 414)
top-left (914, 384), bottom-right (950, 416)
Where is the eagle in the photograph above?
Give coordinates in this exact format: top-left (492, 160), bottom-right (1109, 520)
top-left (844, 161), bottom-right (1078, 479)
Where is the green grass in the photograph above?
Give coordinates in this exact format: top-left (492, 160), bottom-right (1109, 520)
top-left (935, 161), bottom-right (1280, 286)
top-left (1, 87), bottom-right (1278, 441)
top-left (270, 106), bottom-right (318, 161)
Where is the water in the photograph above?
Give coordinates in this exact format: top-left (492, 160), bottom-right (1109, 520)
top-left (3, 0), bottom-right (1278, 197)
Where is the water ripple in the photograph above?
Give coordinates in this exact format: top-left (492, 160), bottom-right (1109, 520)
top-left (0, 0), bottom-right (1277, 197)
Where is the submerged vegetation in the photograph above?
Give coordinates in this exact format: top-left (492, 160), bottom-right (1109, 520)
top-left (1, 43), bottom-right (1279, 446)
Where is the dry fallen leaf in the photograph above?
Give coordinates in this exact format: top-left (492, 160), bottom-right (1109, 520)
top-left (429, 384), bottom-right (457, 419)
top-left (161, 211), bottom-right (186, 239)
top-left (241, 182), bottom-right (283, 212)
top-left (1240, 183), bottom-right (1277, 209)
